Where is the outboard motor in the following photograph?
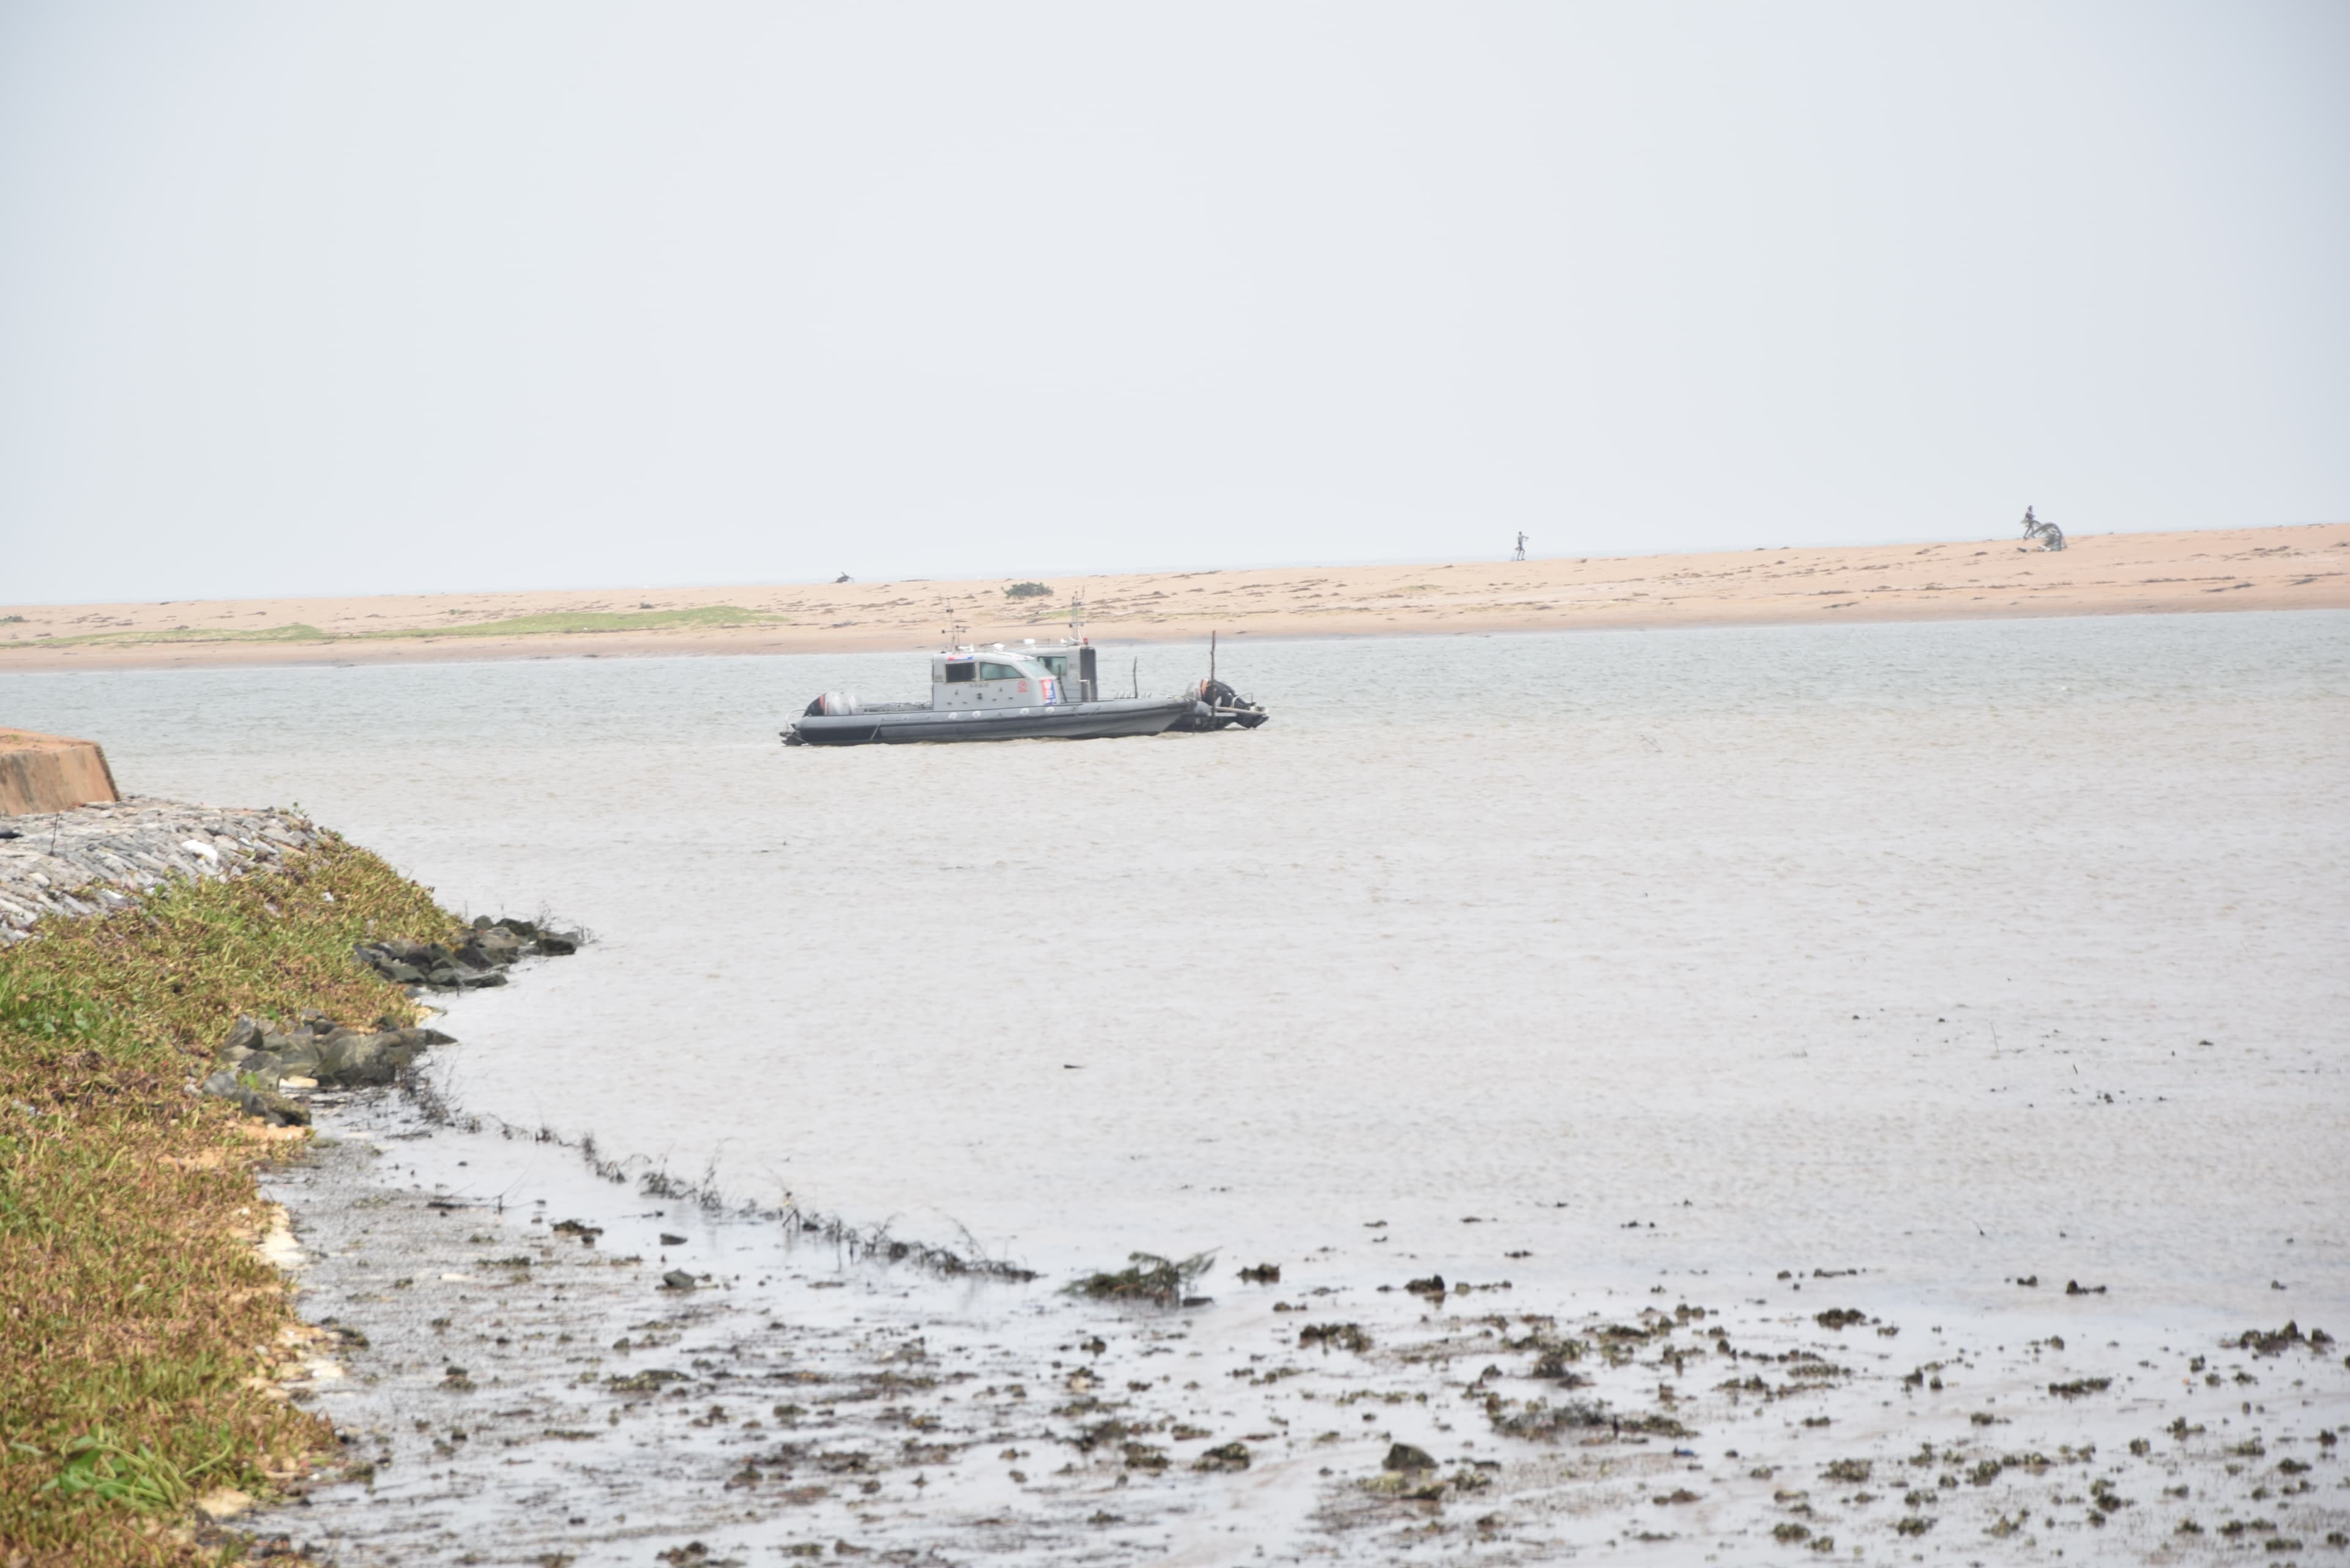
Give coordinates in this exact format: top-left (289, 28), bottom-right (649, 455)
top-left (1172, 678), bottom-right (1270, 730)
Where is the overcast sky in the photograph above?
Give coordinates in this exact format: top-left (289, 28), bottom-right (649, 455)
top-left (2, 1), bottom-right (2343, 604)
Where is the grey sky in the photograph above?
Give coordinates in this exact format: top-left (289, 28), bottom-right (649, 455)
top-left (2, 1), bottom-right (2343, 603)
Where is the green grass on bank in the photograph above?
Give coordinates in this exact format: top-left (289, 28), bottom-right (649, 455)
top-left (0, 837), bottom-right (466, 1564)
top-left (2, 604), bottom-right (784, 652)
top-left (362, 605), bottom-right (784, 640)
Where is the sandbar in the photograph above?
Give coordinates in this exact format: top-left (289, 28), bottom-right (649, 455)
top-left (4, 522), bottom-right (2343, 672)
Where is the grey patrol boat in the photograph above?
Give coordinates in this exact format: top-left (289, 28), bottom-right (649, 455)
top-left (781, 630), bottom-right (1267, 747)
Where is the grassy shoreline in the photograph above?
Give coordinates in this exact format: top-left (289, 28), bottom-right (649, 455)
top-left (0, 834), bottom-right (465, 1564)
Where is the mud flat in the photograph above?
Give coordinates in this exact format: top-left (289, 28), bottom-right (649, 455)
top-left (248, 1078), bottom-right (2350, 1566)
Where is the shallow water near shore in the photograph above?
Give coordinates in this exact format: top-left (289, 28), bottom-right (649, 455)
top-left (8, 612), bottom-right (2349, 1559)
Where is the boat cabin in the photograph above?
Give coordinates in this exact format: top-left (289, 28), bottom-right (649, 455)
top-left (932, 650), bottom-right (1059, 709)
top-left (1026, 643), bottom-right (1098, 702)
top-left (929, 638), bottom-right (1099, 709)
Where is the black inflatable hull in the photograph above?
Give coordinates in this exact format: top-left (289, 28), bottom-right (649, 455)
top-left (786, 695), bottom-right (1203, 746)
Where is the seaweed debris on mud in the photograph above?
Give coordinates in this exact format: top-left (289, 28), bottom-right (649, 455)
top-left (1064, 1251), bottom-right (1217, 1307)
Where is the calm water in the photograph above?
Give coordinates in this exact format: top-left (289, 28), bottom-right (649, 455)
top-left (6, 614), bottom-right (2346, 1313)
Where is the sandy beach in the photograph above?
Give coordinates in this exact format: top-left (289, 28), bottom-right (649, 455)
top-left (4, 523), bottom-right (2343, 672)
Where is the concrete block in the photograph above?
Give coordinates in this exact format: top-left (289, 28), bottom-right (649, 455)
top-left (0, 728), bottom-right (122, 815)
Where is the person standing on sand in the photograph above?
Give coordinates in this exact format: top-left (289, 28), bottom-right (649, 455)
top-left (1513, 531), bottom-right (1528, 561)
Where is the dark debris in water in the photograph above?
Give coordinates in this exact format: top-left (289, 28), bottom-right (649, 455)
top-left (2229, 1320), bottom-right (2335, 1356)
top-left (1298, 1322), bottom-right (1372, 1354)
top-left (1063, 1251), bottom-right (1215, 1307)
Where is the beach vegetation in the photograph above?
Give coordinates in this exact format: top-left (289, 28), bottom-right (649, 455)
top-left (0, 834), bottom-right (463, 1562)
top-left (18, 621), bottom-right (338, 648)
top-left (0, 605), bottom-right (785, 652)
top-left (367, 605), bottom-right (782, 638)
top-left (1003, 582), bottom-right (1053, 599)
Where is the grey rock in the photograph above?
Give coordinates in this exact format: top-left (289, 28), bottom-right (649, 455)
top-left (1383, 1443), bottom-right (1437, 1473)
top-left (236, 1052), bottom-right (286, 1083)
top-left (660, 1269), bottom-right (698, 1291)
top-left (252, 1089), bottom-right (311, 1127)
top-left (532, 931), bottom-right (580, 956)
top-left (274, 1040), bottom-right (324, 1075)
top-left (466, 927), bottom-right (523, 966)
top-left (198, 1068), bottom-right (310, 1126)
top-left (314, 1032), bottom-right (421, 1087)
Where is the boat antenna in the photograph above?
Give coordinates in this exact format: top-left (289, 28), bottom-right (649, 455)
top-left (1131, 658), bottom-right (1139, 700)
top-left (1068, 592), bottom-right (1086, 644)
top-left (1209, 629), bottom-right (1217, 690)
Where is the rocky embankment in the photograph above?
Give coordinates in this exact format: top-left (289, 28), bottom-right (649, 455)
top-left (0, 796), bottom-right (319, 942)
top-left (198, 1014), bottom-right (455, 1126)
top-left (201, 916), bottom-right (583, 1126)
top-left (0, 795), bottom-right (585, 1127)
top-left (352, 916), bottom-right (578, 989)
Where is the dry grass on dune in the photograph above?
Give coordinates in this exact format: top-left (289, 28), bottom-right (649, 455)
top-left (0, 837), bottom-right (464, 1565)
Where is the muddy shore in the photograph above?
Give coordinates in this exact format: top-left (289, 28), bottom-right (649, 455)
top-left (249, 1050), bottom-right (2350, 1565)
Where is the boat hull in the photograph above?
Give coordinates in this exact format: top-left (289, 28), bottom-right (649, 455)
top-left (786, 695), bottom-right (1204, 746)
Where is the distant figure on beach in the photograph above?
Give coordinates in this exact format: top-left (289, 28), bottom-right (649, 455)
top-left (1512, 531), bottom-right (1528, 562)
top-left (835, 571), bottom-right (853, 583)
top-left (2020, 507), bottom-right (2065, 552)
